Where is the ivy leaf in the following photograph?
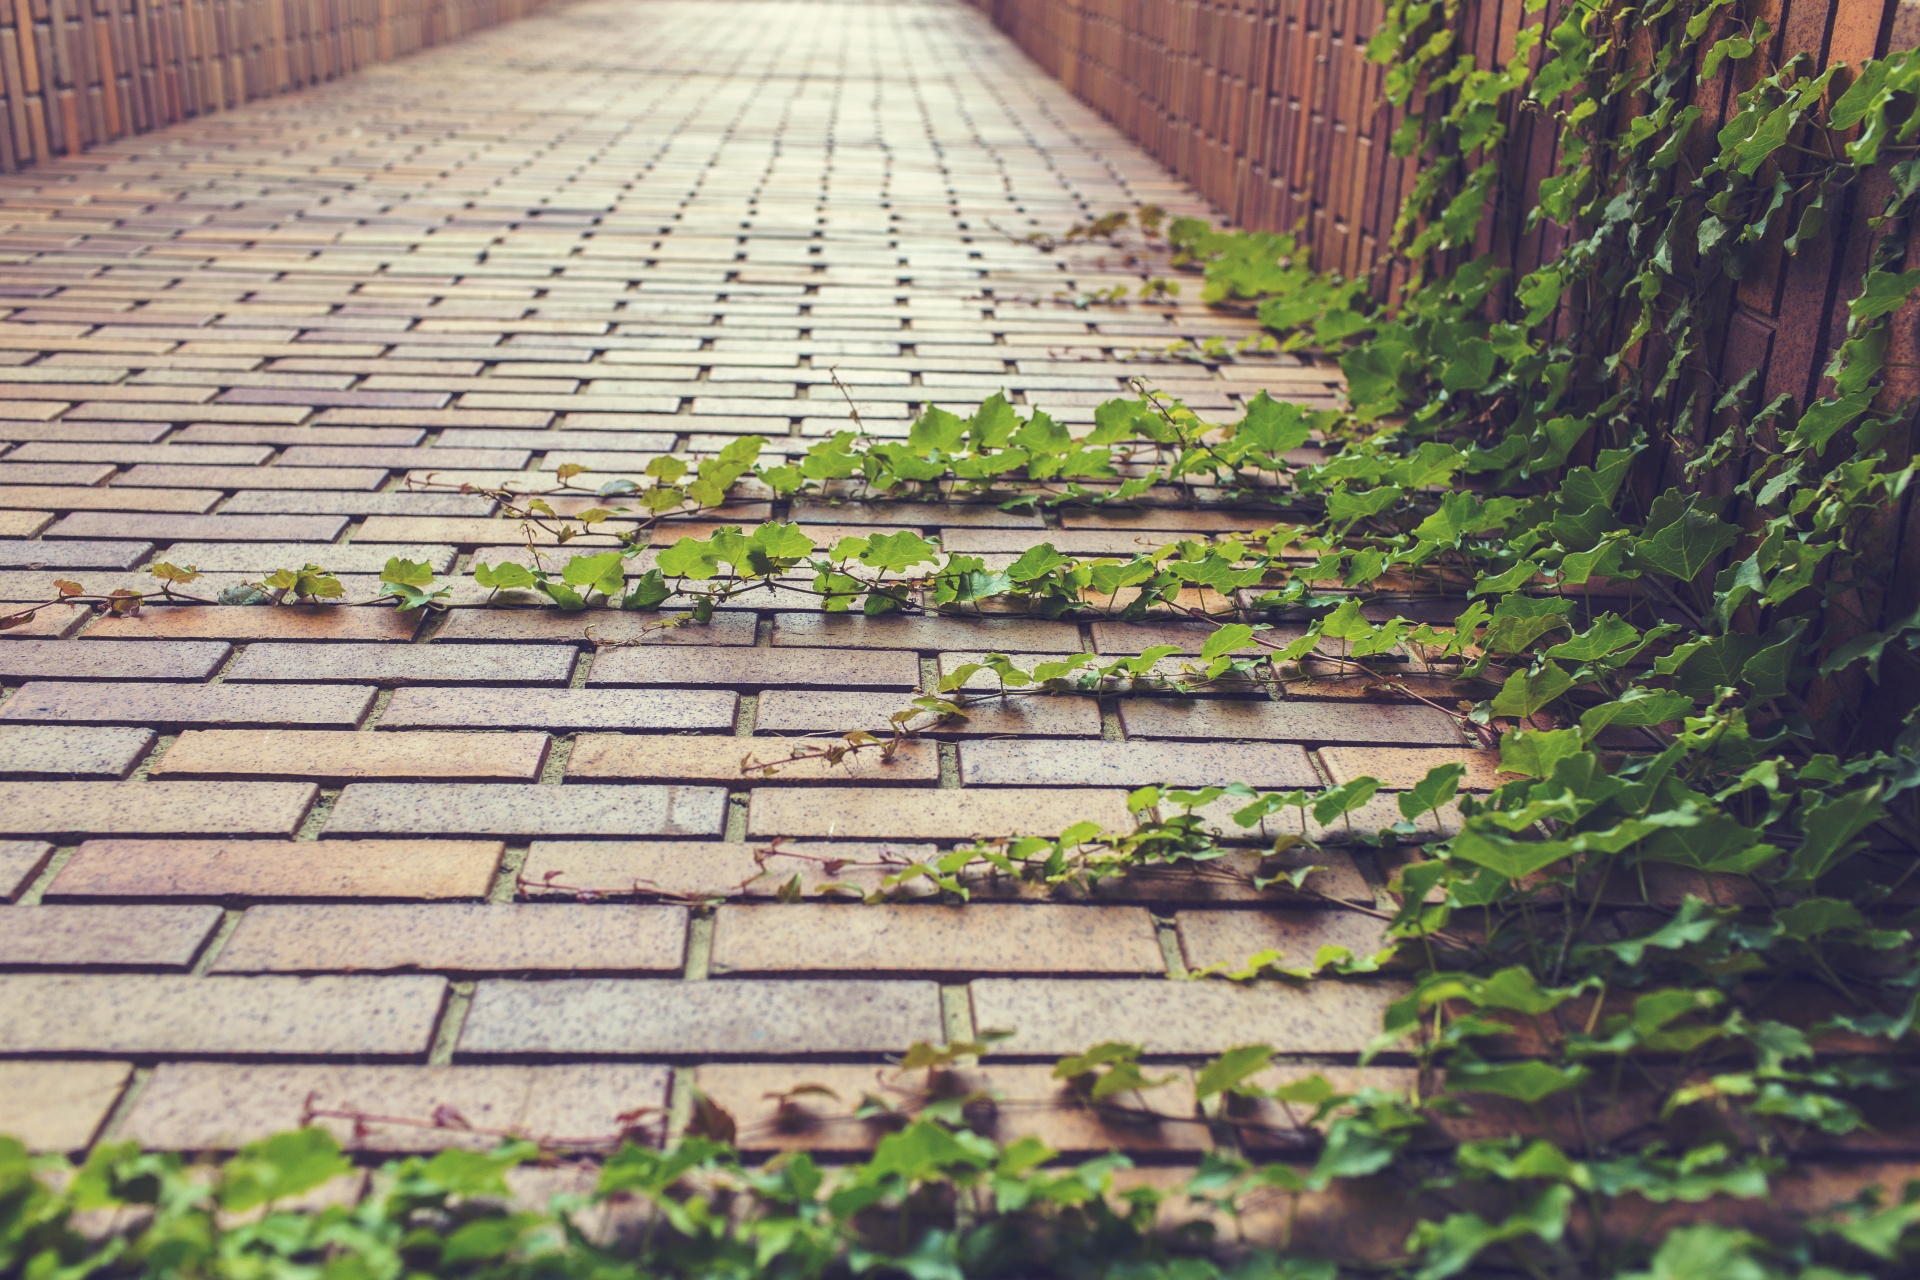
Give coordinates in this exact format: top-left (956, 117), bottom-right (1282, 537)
top-left (1449, 1060), bottom-right (1588, 1103)
top-left (1193, 1044), bottom-right (1274, 1102)
top-left (908, 406), bottom-right (967, 454)
top-left (473, 561), bottom-right (536, 592)
top-left (1849, 269), bottom-right (1920, 323)
top-left (1633, 490), bottom-right (1738, 584)
top-left (1449, 830), bottom-right (1572, 880)
top-left (860, 531), bottom-right (940, 573)
top-left (1579, 690), bottom-right (1692, 735)
top-left (218, 1127), bottom-right (351, 1213)
top-left (561, 552), bottom-right (626, 598)
top-left (1311, 776), bottom-right (1380, 826)
top-left (1490, 662), bottom-right (1574, 717)
top-left (1199, 623), bottom-right (1256, 661)
top-left (1499, 727), bottom-right (1582, 779)
top-left (1399, 763), bottom-right (1466, 820)
top-left (146, 562), bottom-right (201, 585)
top-left (656, 536), bottom-right (724, 580)
top-left (1006, 543), bottom-right (1067, 582)
top-left (621, 569), bottom-right (671, 611)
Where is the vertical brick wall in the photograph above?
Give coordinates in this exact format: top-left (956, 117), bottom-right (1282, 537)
top-left (0, 0), bottom-right (552, 172)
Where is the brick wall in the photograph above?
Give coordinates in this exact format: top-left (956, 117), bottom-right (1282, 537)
top-left (0, 0), bottom-right (552, 172)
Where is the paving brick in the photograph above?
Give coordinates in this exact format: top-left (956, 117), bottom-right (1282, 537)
top-left (86, 605), bottom-right (424, 642)
top-left (519, 839), bottom-right (941, 900)
top-left (459, 978), bottom-right (943, 1056)
top-left (1, 839), bottom-right (54, 899)
top-left (575, 734), bottom-right (939, 784)
top-left (0, 538), bottom-right (153, 569)
top-left (0, 904), bottom-right (223, 967)
top-left (0, 603), bottom-right (90, 638)
top-left (278, 445), bottom-right (531, 468)
top-left (326, 783), bottom-right (728, 838)
top-left (0, 462), bottom-right (120, 485)
top-left (211, 903), bottom-right (687, 973)
top-left (356, 515), bottom-right (640, 545)
top-left (224, 642), bottom-right (575, 685)
top-left (0, 512), bottom-right (53, 537)
top-left (0, 681), bottom-right (376, 728)
top-left (1174, 909), bottom-right (1394, 974)
top-left (223, 490), bottom-right (496, 517)
top-left (748, 787), bottom-right (1134, 840)
top-left (1090, 619), bottom-right (1309, 655)
top-left (958, 739), bottom-right (1317, 788)
top-left (119, 465), bottom-right (391, 490)
top-left (1061, 508), bottom-right (1281, 532)
top-left (0, 1061), bottom-right (133, 1152)
top-left (49, 839), bottom-right (504, 901)
top-left (6, 441), bottom-right (275, 464)
top-left (154, 542), bottom-right (456, 573)
top-left (156, 729), bottom-right (551, 782)
top-left (378, 686), bottom-right (737, 730)
top-left (0, 725), bottom-right (155, 778)
top-left (0, 639), bottom-right (230, 682)
top-left (710, 903), bottom-right (1164, 975)
top-left (790, 500), bottom-right (1043, 528)
top-left (771, 613), bottom-right (1083, 651)
top-left (589, 646), bottom-right (921, 690)
top-left (120, 1063), bottom-right (673, 1152)
top-left (942, 528), bottom-right (1183, 556)
top-left (44, 513), bottom-right (350, 542)
top-left (970, 977), bottom-right (1404, 1055)
top-left (1318, 746), bottom-right (1510, 791)
top-left (0, 973), bottom-right (446, 1055)
top-left (0, 486), bottom-right (224, 513)
top-left (434, 609), bottom-right (757, 645)
top-left (0, 780), bottom-right (318, 838)
top-left (756, 689), bottom-right (1102, 737)
top-left (1116, 698), bottom-right (1463, 745)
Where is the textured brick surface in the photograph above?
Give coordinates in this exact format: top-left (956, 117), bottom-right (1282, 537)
top-left (211, 904), bottom-right (687, 974)
top-left (86, 607), bottom-right (423, 643)
top-left (574, 734), bottom-right (940, 784)
top-left (748, 788), bottom-right (1135, 840)
top-left (958, 739), bottom-right (1318, 788)
top-left (1117, 699), bottom-right (1464, 745)
top-left (49, 839), bottom-right (504, 900)
top-left (710, 904), bottom-right (1164, 975)
top-left (756, 690), bottom-right (1102, 737)
top-left (157, 730), bottom-right (551, 782)
top-left (224, 643), bottom-right (576, 686)
top-left (970, 978), bottom-right (1404, 1054)
top-left (0, 725), bottom-right (155, 778)
top-left (0, 781), bottom-right (317, 837)
top-left (326, 783), bottom-right (728, 838)
top-left (0, 1062), bottom-right (132, 1152)
top-left (0, 682), bottom-right (376, 728)
top-left (0, 840), bottom-right (54, 899)
top-left (0, 904), bottom-right (223, 968)
top-left (0, 639), bottom-right (230, 682)
top-left (589, 647), bottom-right (921, 690)
top-left (377, 687), bottom-right (738, 731)
top-left (519, 840), bottom-right (941, 900)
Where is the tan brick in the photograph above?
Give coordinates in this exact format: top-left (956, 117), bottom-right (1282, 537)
top-left (211, 903), bottom-right (687, 974)
top-left (224, 642), bottom-right (576, 685)
top-left (571, 733), bottom-right (939, 784)
top-left (356, 515), bottom-right (640, 545)
top-left (1317, 746), bottom-right (1510, 791)
top-left (519, 840), bottom-right (940, 900)
top-left (970, 977), bottom-right (1404, 1055)
top-left (377, 687), bottom-right (738, 731)
top-left (0, 538), bottom-right (153, 569)
top-left (1091, 619), bottom-right (1306, 655)
top-left (771, 613), bottom-right (1083, 651)
top-left (0, 725), bottom-right (155, 778)
top-left (0, 639), bottom-right (230, 682)
top-left (0, 974), bottom-right (446, 1055)
top-left (589, 646), bottom-right (921, 690)
top-left (0, 486), bottom-right (223, 513)
top-left (710, 903), bottom-right (1164, 975)
top-left (1061, 509), bottom-right (1282, 532)
top-left (0, 1061), bottom-right (133, 1152)
top-left (156, 729), bottom-right (550, 782)
top-left (121, 1063), bottom-right (673, 1152)
top-left (756, 689), bottom-right (1102, 737)
top-left (86, 606), bottom-right (424, 642)
top-left (0, 780), bottom-right (317, 838)
top-left (958, 739), bottom-right (1317, 788)
top-left (435, 609), bottom-right (757, 645)
top-left (1118, 698), bottom-right (1463, 745)
top-left (49, 839), bottom-right (503, 900)
top-left (0, 681), bottom-right (376, 728)
top-left (0, 904), bottom-right (223, 967)
top-left (44, 512), bottom-right (349, 542)
top-left (748, 787), bottom-right (1134, 840)
top-left (1175, 909), bottom-right (1393, 973)
top-left (1, 839), bottom-right (54, 899)
top-left (0, 512), bottom-right (54, 537)
top-left (326, 782), bottom-right (727, 838)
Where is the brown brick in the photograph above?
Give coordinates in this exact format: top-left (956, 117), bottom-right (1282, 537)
top-left (958, 739), bottom-right (1317, 788)
top-left (156, 729), bottom-right (551, 782)
top-left (49, 839), bottom-right (504, 901)
top-left (119, 465), bottom-right (389, 490)
top-left (772, 613), bottom-right (1083, 651)
top-left (0, 538), bottom-right (153, 568)
top-left (1117, 698), bottom-right (1463, 745)
top-left (0, 780), bottom-right (317, 838)
top-left (1, 840), bottom-right (54, 899)
top-left (378, 687), bottom-right (737, 730)
top-left (0, 603), bottom-right (90, 638)
top-left (86, 605), bottom-right (424, 642)
top-left (969, 977), bottom-right (1404, 1055)
top-left (223, 642), bottom-right (576, 685)
top-left (6, 441), bottom-right (275, 463)
top-left (571, 734), bottom-right (939, 784)
top-left (325, 783), bottom-right (727, 838)
top-left (0, 1061), bottom-right (133, 1152)
top-left (748, 787), bottom-right (1134, 840)
top-left (0, 681), bottom-right (376, 728)
top-left (277, 445), bottom-right (531, 468)
top-left (0, 512), bottom-right (54, 537)
top-left (0, 973), bottom-right (446, 1055)
top-left (1318, 746), bottom-right (1509, 791)
top-left (1061, 509), bottom-right (1279, 532)
top-left (519, 839), bottom-right (940, 901)
top-left (710, 903), bottom-right (1164, 976)
top-left (211, 903), bottom-right (687, 973)
top-left (942, 528), bottom-right (1180, 556)
top-left (357, 516), bottom-right (640, 546)
top-left (589, 646), bottom-right (920, 690)
top-left (459, 978), bottom-right (942, 1056)
top-left (791, 499), bottom-right (1043, 528)
top-left (435, 609), bottom-right (757, 645)
top-left (120, 1063), bottom-right (673, 1152)
top-left (156, 542), bottom-right (455, 574)
top-left (0, 486), bottom-right (223, 513)
top-left (1175, 909), bottom-right (1393, 974)
top-left (43, 513), bottom-right (349, 542)
top-left (755, 689), bottom-right (1102, 737)
top-left (0, 639), bottom-right (230, 682)
top-left (0, 724), bottom-right (154, 779)
top-left (0, 904), bottom-right (223, 968)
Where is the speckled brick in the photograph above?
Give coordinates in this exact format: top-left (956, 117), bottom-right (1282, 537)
top-left (86, 606), bottom-right (424, 642)
top-left (0, 681), bottom-right (376, 728)
top-left (211, 903), bottom-right (687, 973)
top-left (969, 978), bottom-right (1404, 1055)
top-left (1118, 698), bottom-right (1464, 745)
top-left (756, 689), bottom-right (1102, 737)
top-left (49, 839), bottom-right (504, 900)
top-left (0, 780), bottom-right (317, 838)
top-left (0, 538), bottom-right (153, 569)
top-left (1092, 619), bottom-right (1307, 655)
top-left (0, 904), bottom-right (223, 968)
top-left (710, 903), bottom-right (1165, 975)
top-left (0, 725), bottom-right (155, 778)
top-left (459, 978), bottom-right (943, 1056)
top-left (748, 787), bottom-right (1134, 840)
top-left (377, 687), bottom-right (738, 731)
top-left (224, 643), bottom-right (576, 685)
top-left (958, 739), bottom-right (1317, 788)
top-left (519, 840), bottom-right (939, 900)
top-left (435, 609), bottom-right (758, 645)
top-left (571, 734), bottom-right (939, 784)
top-left (43, 512), bottom-right (350, 542)
top-left (589, 646), bottom-right (921, 690)
top-left (156, 729), bottom-right (551, 782)
top-left (0, 840), bottom-right (54, 899)
top-left (1174, 909), bottom-right (1393, 974)
top-left (0, 973), bottom-right (447, 1055)
top-left (0, 1061), bottom-right (132, 1152)
top-left (326, 783), bottom-right (727, 838)
top-left (771, 613), bottom-right (1083, 651)
top-left (0, 639), bottom-right (230, 682)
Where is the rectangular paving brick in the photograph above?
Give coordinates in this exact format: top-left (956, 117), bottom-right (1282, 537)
top-left (957, 739), bottom-right (1318, 788)
top-left (1317, 746), bottom-right (1510, 791)
top-left (588, 646), bottom-right (921, 690)
top-left (748, 787), bottom-right (1134, 840)
top-left (755, 689), bottom-right (1102, 737)
top-left (277, 445), bottom-right (532, 468)
top-left (48, 839), bottom-right (504, 901)
top-left (0, 681), bottom-right (376, 728)
top-left (710, 903), bottom-right (1164, 975)
top-left (0, 486), bottom-right (224, 513)
top-left (43, 513), bottom-right (350, 542)
top-left (116, 465), bottom-right (390, 490)
top-left (6, 441), bottom-right (275, 464)
top-left (0, 904), bottom-right (223, 968)
top-left (0, 780), bottom-right (318, 838)
top-left (1, 840), bottom-right (54, 899)
top-left (120, 1063), bottom-right (674, 1152)
top-left (153, 542), bottom-right (456, 573)
top-left (0, 725), bottom-right (155, 779)
top-left (0, 538), bottom-right (154, 569)
top-left (970, 978), bottom-right (1403, 1055)
top-left (574, 734), bottom-right (939, 784)
top-left (377, 687), bottom-right (738, 730)
top-left (0, 638), bottom-right (230, 681)
top-left (1174, 909), bottom-right (1393, 974)
top-left (326, 783), bottom-right (728, 838)
top-left (1116, 698), bottom-right (1463, 745)
top-left (0, 973), bottom-right (446, 1055)
top-left (771, 613), bottom-right (1083, 651)
top-left (223, 642), bottom-right (576, 685)
top-left (211, 903), bottom-right (687, 974)
top-left (790, 499), bottom-right (1042, 528)
top-left (156, 729), bottom-right (551, 782)
top-left (459, 978), bottom-right (943, 1056)
top-left (0, 1061), bottom-right (133, 1152)
top-left (519, 840), bottom-right (940, 901)
top-left (86, 605), bottom-right (424, 642)
top-left (355, 516), bottom-right (639, 545)
top-left (435, 609), bottom-right (757, 646)
top-left (0, 512), bottom-right (54, 537)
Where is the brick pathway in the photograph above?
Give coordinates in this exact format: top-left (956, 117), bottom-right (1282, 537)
top-left (0, 0), bottom-right (1459, 1177)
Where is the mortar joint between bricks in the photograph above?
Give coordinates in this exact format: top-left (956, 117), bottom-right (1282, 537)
top-left (15, 845), bottom-right (78, 906)
top-left (92, 1065), bottom-right (155, 1147)
top-left (539, 736), bottom-right (574, 785)
top-left (190, 907), bottom-right (246, 975)
top-left (295, 787), bottom-right (341, 841)
top-left (490, 845), bottom-right (531, 902)
top-left (360, 688), bottom-right (395, 730)
top-left (570, 649), bottom-right (594, 687)
top-left (427, 982), bottom-right (475, 1065)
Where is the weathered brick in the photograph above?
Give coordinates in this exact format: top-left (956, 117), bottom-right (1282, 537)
top-left (326, 783), bottom-right (728, 838)
top-left (116, 465), bottom-right (389, 490)
top-left (224, 642), bottom-right (576, 685)
top-left (156, 729), bottom-right (551, 782)
top-left (0, 538), bottom-right (153, 569)
top-left (278, 445), bottom-right (532, 468)
top-left (1, 839), bottom-right (54, 899)
top-left (748, 787), bottom-right (1133, 840)
top-left (970, 977), bottom-right (1403, 1055)
top-left (771, 613), bottom-right (1083, 651)
top-left (0, 1061), bottom-right (133, 1152)
top-left (377, 687), bottom-right (737, 730)
top-left (1091, 619), bottom-right (1307, 655)
top-left (434, 609), bottom-right (757, 645)
top-left (0, 725), bottom-right (155, 778)
top-left (211, 903), bottom-right (687, 973)
top-left (1317, 746), bottom-right (1509, 791)
top-left (43, 513), bottom-right (349, 542)
top-left (223, 489), bottom-right (496, 515)
top-left (589, 646), bottom-right (920, 690)
top-left (0, 639), bottom-right (230, 681)
top-left (0, 974), bottom-right (446, 1055)
top-left (120, 1063), bottom-right (673, 1152)
top-left (571, 734), bottom-right (939, 784)
top-left (0, 904), bottom-right (223, 967)
top-left (459, 978), bottom-right (943, 1056)
top-left (0, 780), bottom-right (317, 838)
top-left (49, 838), bottom-right (504, 900)
top-left (958, 739), bottom-right (1317, 788)
top-left (1174, 909), bottom-right (1393, 974)
top-left (1117, 698), bottom-right (1463, 745)
top-left (519, 840), bottom-right (940, 900)
top-left (0, 486), bottom-right (223, 513)
top-left (942, 528), bottom-right (1180, 556)
top-left (756, 689), bottom-right (1102, 736)
top-left (0, 512), bottom-right (54, 537)
top-left (6, 441), bottom-right (275, 463)
top-left (710, 903), bottom-right (1164, 975)
top-left (0, 681), bottom-right (376, 728)
top-left (1061, 509), bottom-right (1278, 532)
top-left (86, 605), bottom-right (424, 642)
top-left (0, 602), bottom-right (90, 638)
top-left (154, 542), bottom-right (456, 573)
